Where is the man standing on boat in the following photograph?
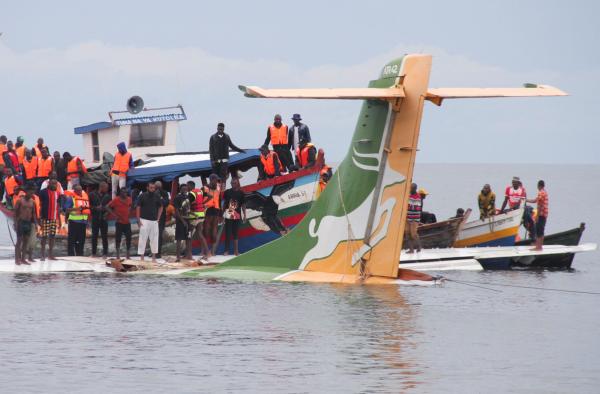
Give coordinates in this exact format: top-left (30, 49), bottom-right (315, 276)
top-left (64, 184), bottom-right (90, 256)
top-left (527, 180), bottom-right (549, 251)
top-left (173, 183), bottom-right (193, 261)
top-left (203, 174), bottom-right (222, 255)
top-left (53, 151), bottom-right (67, 190)
top-left (405, 183), bottom-right (423, 253)
top-left (209, 123), bottom-right (246, 181)
top-left (37, 179), bottom-right (61, 261)
top-left (136, 182), bottom-right (163, 263)
top-left (501, 176), bottom-right (526, 212)
top-left (264, 114), bottom-right (293, 172)
top-left (33, 138), bottom-right (47, 159)
top-left (478, 184), bottom-right (496, 220)
top-left (3, 141), bottom-right (20, 176)
top-left (36, 148), bottom-right (54, 189)
top-left (154, 181), bottom-right (170, 258)
top-left (89, 181), bottom-right (111, 257)
top-left (64, 152), bottom-right (87, 190)
top-left (186, 180), bottom-right (211, 259)
top-left (105, 187), bottom-right (133, 260)
top-left (21, 149), bottom-right (38, 185)
top-left (223, 177), bottom-right (246, 256)
top-left (15, 136), bottom-right (26, 165)
top-left (13, 184), bottom-right (37, 265)
top-left (289, 114), bottom-right (311, 156)
top-left (111, 142), bottom-right (133, 199)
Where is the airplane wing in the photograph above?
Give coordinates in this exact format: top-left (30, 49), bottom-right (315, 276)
top-left (425, 84), bottom-right (567, 106)
top-left (239, 85), bottom-right (405, 99)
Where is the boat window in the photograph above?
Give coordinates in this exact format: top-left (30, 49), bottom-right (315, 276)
top-left (91, 131), bottom-right (100, 162)
top-left (130, 123), bottom-right (166, 147)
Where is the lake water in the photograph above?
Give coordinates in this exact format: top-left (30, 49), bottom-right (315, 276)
top-left (0, 164), bottom-right (598, 393)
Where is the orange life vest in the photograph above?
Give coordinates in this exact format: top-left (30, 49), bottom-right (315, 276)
top-left (190, 188), bottom-right (206, 213)
top-left (5, 176), bottom-right (19, 196)
top-left (269, 124), bottom-right (289, 145)
top-left (204, 185), bottom-right (221, 209)
top-left (33, 145), bottom-right (47, 158)
top-left (23, 157), bottom-right (38, 180)
top-left (69, 190), bottom-right (91, 220)
top-left (15, 145), bottom-right (26, 164)
top-left (260, 151), bottom-right (282, 176)
top-left (12, 190), bottom-right (25, 207)
top-left (37, 157), bottom-right (53, 178)
top-left (111, 151), bottom-right (132, 177)
top-left (295, 143), bottom-right (315, 168)
top-left (0, 144), bottom-right (6, 165)
top-left (67, 156), bottom-right (87, 180)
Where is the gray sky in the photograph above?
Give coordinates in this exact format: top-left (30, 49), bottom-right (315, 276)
top-left (1, 0), bottom-right (598, 163)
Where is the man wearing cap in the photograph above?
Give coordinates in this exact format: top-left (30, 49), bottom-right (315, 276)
top-left (209, 123), bottom-right (245, 181)
top-left (264, 114), bottom-right (293, 172)
top-left (501, 176), bottom-right (527, 212)
top-left (289, 114), bottom-right (311, 155)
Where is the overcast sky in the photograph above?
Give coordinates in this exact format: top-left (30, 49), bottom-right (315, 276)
top-left (0, 0), bottom-right (598, 163)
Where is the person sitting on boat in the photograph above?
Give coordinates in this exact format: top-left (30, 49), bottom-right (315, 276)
top-left (289, 113), bottom-right (311, 157)
top-left (295, 138), bottom-right (317, 170)
top-left (264, 114), bottom-right (293, 172)
top-left (454, 208), bottom-right (465, 218)
top-left (14, 136), bottom-right (27, 165)
top-left (418, 188), bottom-right (437, 224)
top-left (37, 179), bottom-right (62, 261)
top-left (64, 152), bottom-right (87, 190)
top-left (186, 180), bottom-right (211, 258)
top-left (209, 122), bottom-right (246, 181)
top-left (21, 149), bottom-right (38, 185)
top-left (203, 174), bottom-right (222, 255)
top-left (478, 183), bottom-right (496, 220)
top-left (526, 180), bottom-right (549, 251)
top-left (4, 168), bottom-right (21, 208)
top-left (405, 183), bottom-right (423, 253)
top-left (33, 138), bottom-right (47, 159)
top-left (111, 142), bottom-right (133, 199)
top-left (500, 176), bottom-right (526, 212)
top-left (3, 141), bottom-right (20, 176)
top-left (64, 184), bottom-right (91, 256)
top-left (258, 145), bottom-right (282, 180)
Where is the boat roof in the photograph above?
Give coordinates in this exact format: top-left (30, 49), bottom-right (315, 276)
top-left (127, 149), bottom-right (261, 184)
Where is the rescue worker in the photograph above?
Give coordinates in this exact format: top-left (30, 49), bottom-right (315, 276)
top-left (15, 136), bottom-right (26, 165)
top-left (500, 176), bottom-right (527, 212)
top-left (64, 184), bottom-right (90, 256)
top-left (405, 183), bottom-right (423, 253)
top-left (295, 138), bottom-right (317, 169)
top-left (64, 152), bottom-right (87, 190)
top-left (21, 149), bottom-right (38, 184)
top-left (478, 184), bottom-right (496, 219)
top-left (0, 135), bottom-right (7, 166)
top-left (209, 123), bottom-right (246, 181)
top-left (289, 114), bottom-right (311, 155)
top-left (203, 174), bottom-right (222, 255)
top-left (264, 114), bottom-right (293, 172)
top-left (33, 138), bottom-right (47, 159)
top-left (258, 145), bottom-right (282, 180)
top-left (186, 180), bottom-right (211, 258)
top-left (111, 142), bottom-right (133, 199)
top-left (3, 141), bottom-right (20, 175)
top-left (4, 168), bottom-right (20, 207)
top-left (36, 148), bottom-right (54, 188)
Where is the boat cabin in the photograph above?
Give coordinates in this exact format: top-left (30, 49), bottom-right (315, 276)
top-left (73, 105), bottom-right (186, 165)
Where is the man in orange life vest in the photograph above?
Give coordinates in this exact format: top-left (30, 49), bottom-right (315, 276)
top-left (0, 135), bottom-right (7, 166)
top-left (64, 184), bottom-right (91, 256)
top-left (203, 174), bottom-right (222, 255)
top-left (15, 136), bottom-right (27, 165)
top-left (33, 138), bottom-right (47, 159)
top-left (111, 142), bottom-right (133, 199)
top-left (186, 180), bottom-right (211, 258)
top-left (295, 138), bottom-right (317, 170)
top-left (4, 168), bottom-right (20, 208)
top-left (264, 114), bottom-right (293, 172)
top-left (36, 148), bottom-right (54, 188)
top-left (21, 149), bottom-right (38, 185)
top-left (258, 145), bottom-right (282, 180)
top-left (64, 152), bottom-right (87, 190)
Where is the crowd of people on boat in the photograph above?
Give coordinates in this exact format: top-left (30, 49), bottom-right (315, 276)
top-left (3, 113), bottom-right (333, 265)
top-left (404, 176), bottom-right (549, 253)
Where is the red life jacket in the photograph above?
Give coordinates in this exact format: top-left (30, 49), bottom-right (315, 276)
top-left (190, 188), bottom-right (205, 213)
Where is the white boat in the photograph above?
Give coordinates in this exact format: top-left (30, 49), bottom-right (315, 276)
top-left (455, 208), bottom-right (523, 247)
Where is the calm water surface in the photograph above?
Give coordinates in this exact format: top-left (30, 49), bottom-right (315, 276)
top-left (0, 164), bottom-right (598, 393)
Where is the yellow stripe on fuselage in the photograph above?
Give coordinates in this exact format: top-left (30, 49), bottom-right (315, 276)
top-left (454, 226), bottom-right (519, 248)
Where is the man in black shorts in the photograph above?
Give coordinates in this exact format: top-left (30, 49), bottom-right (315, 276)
top-left (173, 184), bottom-right (193, 261)
top-left (13, 185), bottom-right (37, 265)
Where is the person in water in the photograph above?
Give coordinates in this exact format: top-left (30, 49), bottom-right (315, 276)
top-left (13, 184), bottom-right (37, 265)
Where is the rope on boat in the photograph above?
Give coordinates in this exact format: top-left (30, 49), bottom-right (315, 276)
top-left (446, 278), bottom-right (600, 295)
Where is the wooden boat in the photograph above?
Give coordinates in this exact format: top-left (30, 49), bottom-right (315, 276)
top-left (455, 208), bottom-right (523, 247)
top-left (512, 223), bottom-right (586, 269)
top-left (405, 209), bottom-right (471, 249)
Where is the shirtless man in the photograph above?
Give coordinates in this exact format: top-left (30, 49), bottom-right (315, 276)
top-left (13, 185), bottom-right (37, 265)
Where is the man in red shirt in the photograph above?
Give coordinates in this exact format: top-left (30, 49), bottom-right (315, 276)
top-left (501, 176), bottom-right (527, 212)
top-left (106, 187), bottom-right (133, 259)
top-left (527, 180), bottom-right (549, 251)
